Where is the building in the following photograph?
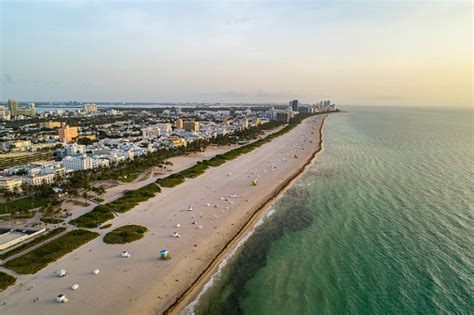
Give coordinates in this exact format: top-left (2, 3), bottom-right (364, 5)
top-left (65, 143), bottom-right (86, 156)
top-left (22, 173), bottom-right (55, 186)
top-left (240, 117), bottom-right (249, 129)
top-left (0, 140), bottom-right (32, 152)
top-left (8, 99), bottom-right (18, 115)
top-left (0, 106), bottom-right (10, 121)
top-left (176, 118), bottom-right (184, 129)
top-left (83, 103), bottom-right (98, 112)
top-left (164, 136), bottom-right (187, 147)
top-left (0, 176), bottom-right (23, 192)
top-left (62, 155), bottom-right (93, 171)
top-left (183, 120), bottom-right (200, 132)
top-left (289, 99), bottom-right (299, 112)
top-left (58, 122), bottom-right (78, 143)
top-left (156, 123), bottom-right (172, 136)
top-left (91, 158), bottom-right (109, 169)
top-left (39, 120), bottom-right (61, 129)
top-left (275, 111), bottom-right (291, 123)
top-left (142, 126), bottom-right (161, 139)
top-left (8, 99), bottom-right (36, 117)
top-left (0, 228), bottom-right (46, 251)
top-left (298, 106), bottom-right (314, 114)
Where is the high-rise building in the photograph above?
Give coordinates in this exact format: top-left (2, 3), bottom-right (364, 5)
top-left (289, 100), bottom-right (299, 112)
top-left (8, 99), bottom-right (18, 114)
top-left (8, 99), bottom-right (36, 117)
top-left (156, 123), bottom-right (172, 136)
top-left (176, 118), bottom-right (184, 129)
top-left (275, 111), bottom-right (291, 123)
top-left (83, 103), bottom-right (98, 112)
top-left (0, 106), bottom-right (10, 121)
top-left (58, 122), bottom-right (78, 143)
top-left (183, 120), bottom-right (200, 132)
top-left (142, 126), bottom-right (161, 139)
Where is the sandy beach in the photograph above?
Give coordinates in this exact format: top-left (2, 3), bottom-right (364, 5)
top-left (0, 114), bottom-right (326, 315)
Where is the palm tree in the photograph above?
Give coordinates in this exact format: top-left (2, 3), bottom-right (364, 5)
top-left (82, 191), bottom-right (88, 204)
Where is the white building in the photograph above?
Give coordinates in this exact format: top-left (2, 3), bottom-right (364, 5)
top-left (65, 143), bottom-right (86, 156)
top-left (83, 103), bottom-right (98, 113)
top-left (156, 123), bottom-right (172, 136)
top-left (0, 176), bottom-right (23, 192)
top-left (22, 173), bottom-right (55, 186)
top-left (142, 126), bottom-right (161, 139)
top-left (62, 155), bottom-right (93, 171)
top-left (91, 158), bottom-right (110, 169)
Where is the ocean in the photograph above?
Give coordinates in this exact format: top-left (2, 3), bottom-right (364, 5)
top-left (193, 106), bottom-right (473, 314)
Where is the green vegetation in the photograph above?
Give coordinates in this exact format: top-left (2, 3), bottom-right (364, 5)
top-left (106, 183), bottom-right (160, 213)
top-left (0, 228), bottom-right (66, 260)
top-left (0, 151), bottom-right (53, 169)
top-left (103, 225), bottom-right (148, 244)
top-left (203, 155), bottom-right (227, 167)
top-left (71, 183), bottom-right (160, 228)
top-left (0, 272), bottom-right (16, 292)
top-left (156, 173), bottom-right (186, 188)
top-left (99, 223), bottom-right (112, 230)
top-left (179, 162), bottom-right (209, 178)
top-left (0, 195), bottom-right (50, 214)
top-left (40, 217), bottom-right (64, 224)
top-left (4, 229), bottom-right (99, 274)
top-left (69, 205), bottom-right (115, 228)
top-left (72, 112), bottom-right (323, 230)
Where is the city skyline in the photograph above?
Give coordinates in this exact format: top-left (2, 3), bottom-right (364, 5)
top-left (1, 0), bottom-right (472, 107)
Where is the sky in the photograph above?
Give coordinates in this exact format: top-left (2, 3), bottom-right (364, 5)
top-left (0, 0), bottom-right (472, 107)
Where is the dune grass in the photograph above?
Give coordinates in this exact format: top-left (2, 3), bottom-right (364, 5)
top-left (4, 229), bottom-right (99, 274)
top-left (0, 272), bottom-right (16, 291)
top-left (106, 183), bottom-right (161, 213)
top-left (69, 205), bottom-right (115, 228)
top-left (103, 225), bottom-right (148, 244)
top-left (156, 173), bottom-right (186, 188)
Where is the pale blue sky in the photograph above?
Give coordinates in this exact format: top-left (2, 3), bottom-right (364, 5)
top-left (1, 0), bottom-right (472, 106)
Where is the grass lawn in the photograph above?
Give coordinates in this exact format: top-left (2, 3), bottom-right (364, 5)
top-left (0, 196), bottom-right (50, 214)
top-left (103, 225), bottom-right (148, 244)
top-left (0, 272), bottom-right (16, 292)
top-left (4, 229), bottom-right (99, 274)
top-left (0, 227), bottom-right (66, 260)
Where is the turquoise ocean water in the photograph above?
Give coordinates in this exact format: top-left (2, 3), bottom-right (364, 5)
top-left (195, 106), bottom-right (473, 314)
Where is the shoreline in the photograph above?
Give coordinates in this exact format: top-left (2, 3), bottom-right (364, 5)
top-left (0, 114), bottom-right (328, 315)
top-left (166, 115), bottom-right (327, 314)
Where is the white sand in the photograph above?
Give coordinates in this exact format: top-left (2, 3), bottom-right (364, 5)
top-left (0, 115), bottom-right (325, 314)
